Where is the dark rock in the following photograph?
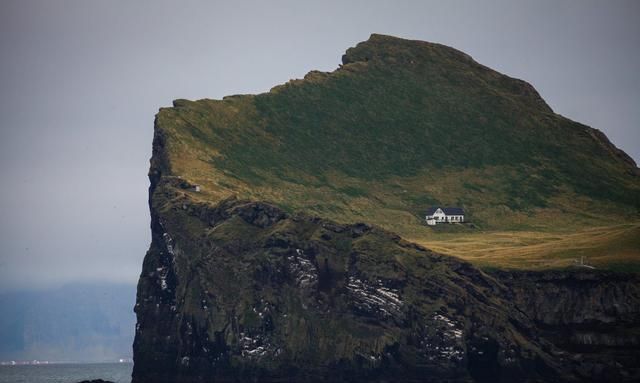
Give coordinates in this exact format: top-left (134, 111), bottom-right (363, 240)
top-left (132, 180), bottom-right (640, 382)
top-left (490, 269), bottom-right (640, 382)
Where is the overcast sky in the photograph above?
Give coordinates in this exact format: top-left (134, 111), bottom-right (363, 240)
top-left (0, 0), bottom-right (638, 291)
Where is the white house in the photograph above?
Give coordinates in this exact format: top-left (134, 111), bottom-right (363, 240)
top-left (425, 207), bottom-right (465, 226)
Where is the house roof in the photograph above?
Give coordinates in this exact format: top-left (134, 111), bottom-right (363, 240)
top-left (443, 207), bottom-right (465, 215)
top-left (425, 207), bottom-right (439, 215)
top-left (425, 206), bottom-right (465, 216)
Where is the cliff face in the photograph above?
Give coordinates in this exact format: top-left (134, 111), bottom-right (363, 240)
top-left (132, 172), bottom-right (640, 382)
top-left (133, 34), bottom-right (640, 382)
top-left (133, 181), bottom-right (529, 382)
top-left (494, 271), bottom-right (640, 380)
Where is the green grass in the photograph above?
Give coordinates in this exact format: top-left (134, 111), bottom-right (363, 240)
top-left (155, 34), bottom-right (640, 271)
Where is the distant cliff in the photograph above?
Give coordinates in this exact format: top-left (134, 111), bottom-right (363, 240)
top-left (133, 34), bottom-right (640, 382)
top-left (0, 283), bottom-right (135, 363)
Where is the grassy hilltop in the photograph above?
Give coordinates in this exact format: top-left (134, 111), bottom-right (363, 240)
top-left (153, 34), bottom-right (640, 271)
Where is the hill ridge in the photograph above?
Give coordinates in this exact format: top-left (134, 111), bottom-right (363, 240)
top-left (152, 33), bottom-right (639, 270)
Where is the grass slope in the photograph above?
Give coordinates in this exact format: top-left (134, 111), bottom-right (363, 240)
top-left (154, 34), bottom-right (640, 271)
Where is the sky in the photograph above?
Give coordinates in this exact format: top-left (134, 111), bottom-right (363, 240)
top-left (0, 0), bottom-right (638, 291)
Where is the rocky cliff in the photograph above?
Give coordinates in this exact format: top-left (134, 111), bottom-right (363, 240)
top-left (494, 270), bottom-right (640, 381)
top-left (133, 34), bottom-right (640, 382)
top-left (132, 174), bottom-right (639, 382)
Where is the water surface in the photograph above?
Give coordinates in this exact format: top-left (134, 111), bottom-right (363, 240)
top-left (0, 362), bottom-right (131, 383)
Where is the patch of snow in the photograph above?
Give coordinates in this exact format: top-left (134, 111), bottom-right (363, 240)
top-left (163, 233), bottom-right (175, 256)
top-left (421, 313), bottom-right (465, 362)
top-left (239, 333), bottom-right (270, 359)
top-left (155, 266), bottom-right (169, 291)
top-left (346, 276), bottom-right (403, 318)
top-left (288, 250), bottom-right (318, 289)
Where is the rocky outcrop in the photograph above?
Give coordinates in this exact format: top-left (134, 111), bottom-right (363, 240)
top-left (132, 176), bottom-right (640, 382)
top-left (493, 270), bottom-right (640, 381)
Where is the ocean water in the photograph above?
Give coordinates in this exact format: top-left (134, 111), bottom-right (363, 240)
top-left (0, 363), bottom-right (132, 383)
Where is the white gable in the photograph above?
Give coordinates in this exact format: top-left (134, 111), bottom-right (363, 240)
top-left (432, 208), bottom-right (445, 217)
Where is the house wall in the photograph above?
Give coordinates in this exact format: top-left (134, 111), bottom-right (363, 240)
top-left (446, 215), bottom-right (464, 222)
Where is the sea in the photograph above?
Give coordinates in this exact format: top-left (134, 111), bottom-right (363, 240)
top-left (0, 362), bottom-right (132, 383)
